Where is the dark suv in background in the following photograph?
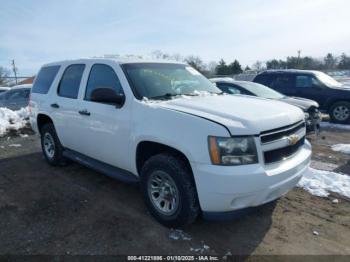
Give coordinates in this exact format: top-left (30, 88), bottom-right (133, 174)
top-left (253, 70), bottom-right (350, 124)
top-left (211, 78), bottom-right (321, 134)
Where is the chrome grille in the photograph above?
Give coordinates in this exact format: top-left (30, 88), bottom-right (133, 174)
top-left (260, 121), bottom-right (306, 164)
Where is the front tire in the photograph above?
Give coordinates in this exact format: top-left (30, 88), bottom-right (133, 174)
top-left (140, 153), bottom-right (200, 227)
top-left (40, 123), bottom-right (67, 166)
top-left (329, 101), bottom-right (350, 124)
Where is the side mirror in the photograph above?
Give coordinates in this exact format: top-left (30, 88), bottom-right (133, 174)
top-left (90, 87), bottom-right (125, 107)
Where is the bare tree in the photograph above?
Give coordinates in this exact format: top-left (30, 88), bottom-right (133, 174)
top-left (0, 66), bottom-right (10, 86)
top-left (185, 56), bottom-right (206, 74)
top-left (252, 61), bottom-right (265, 71)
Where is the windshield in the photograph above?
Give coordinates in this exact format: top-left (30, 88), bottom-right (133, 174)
top-left (315, 72), bottom-right (343, 87)
top-left (0, 91), bottom-right (8, 100)
top-left (122, 63), bottom-right (221, 99)
top-left (238, 81), bottom-right (285, 99)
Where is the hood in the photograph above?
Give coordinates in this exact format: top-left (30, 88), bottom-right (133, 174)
top-left (158, 95), bottom-right (304, 135)
top-left (279, 96), bottom-right (319, 111)
top-left (330, 83), bottom-right (350, 90)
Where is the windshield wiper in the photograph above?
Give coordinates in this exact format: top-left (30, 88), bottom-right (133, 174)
top-left (149, 93), bottom-right (179, 100)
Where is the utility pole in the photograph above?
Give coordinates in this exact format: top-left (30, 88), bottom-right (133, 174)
top-left (11, 59), bottom-right (18, 85)
top-left (297, 50), bottom-right (301, 69)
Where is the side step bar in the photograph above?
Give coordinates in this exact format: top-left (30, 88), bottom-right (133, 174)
top-left (63, 149), bottom-right (139, 183)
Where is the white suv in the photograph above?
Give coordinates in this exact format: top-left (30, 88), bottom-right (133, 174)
top-left (30, 59), bottom-right (311, 227)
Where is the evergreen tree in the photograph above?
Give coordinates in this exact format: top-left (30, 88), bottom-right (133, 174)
top-left (338, 53), bottom-right (350, 69)
top-left (324, 53), bottom-right (337, 70)
top-left (229, 60), bottom-right (243, 74)
top-left (215, 59), bottom-right (230, 75)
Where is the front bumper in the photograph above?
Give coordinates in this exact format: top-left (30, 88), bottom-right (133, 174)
top-left (306, 114), bottom-right (321, 134)
top-left (305, 118), bottom-right (321, 135)
top-left (191, 141), bottom-right (311, 213)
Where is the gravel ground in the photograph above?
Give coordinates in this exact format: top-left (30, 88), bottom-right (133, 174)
top-left (0, 125), bottom-right (349, 257)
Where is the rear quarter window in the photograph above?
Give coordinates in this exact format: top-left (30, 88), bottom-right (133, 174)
top-left (32, 65), bottom-right (60, 94)
top-left (254, 74), bottom-right (273, 86)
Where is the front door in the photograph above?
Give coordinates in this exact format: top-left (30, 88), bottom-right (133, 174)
top-left (295, 74), bottom-right (326, 105)
top-left (75, 63), bottom-right (131, 171)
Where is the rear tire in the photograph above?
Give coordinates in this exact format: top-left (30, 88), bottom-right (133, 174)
top-left (40, 123), bottom-right (67, 166)
top-left (140, 153), bottom-right (200, 227)
top-left (329, 101), bottom-right (350, 124)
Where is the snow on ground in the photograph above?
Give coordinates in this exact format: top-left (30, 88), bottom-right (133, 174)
top-left (168, 229), bottom-right (192, 241)
top-left (310, 160), bottom-right (339, 171)
top-left (331, 144), bottom-right (350, 155)
top-left (8, 144), bottom-right (22, 148)
top-left (298, 167), bottom-right (350, 198)
top-left (0, 107), bottom-right (30, 137)
top-left (320, 122), bottom-right (350, 131)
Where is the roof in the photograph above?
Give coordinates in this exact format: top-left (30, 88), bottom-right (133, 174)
top-left (209, 77), bottom-right (234, 83)
top-left (42, 58), bottom-right (187, 68)
top-left (260, 69), bottom-right (319, 74)
top-left (210, 78), bottom-right (249, 85)
top-left (11, 84), bottom-right (32, 90)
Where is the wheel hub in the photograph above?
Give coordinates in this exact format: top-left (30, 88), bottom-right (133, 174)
top-left (43, 133), bottom-right (55, 159)
top-left (333, 105), bottom-right (349, 121)
top-left (148, 171), bottom-right (179, 216)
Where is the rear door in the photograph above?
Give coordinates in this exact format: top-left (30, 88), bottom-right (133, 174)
top-left (50, 64), bottom-right (86, 150)
top-left (295, 74), bottom-right (327, 105)
top-left (74, 62), bottom-right (131, 170)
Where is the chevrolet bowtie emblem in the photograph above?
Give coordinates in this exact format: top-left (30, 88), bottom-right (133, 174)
top-left (288, 134), bottom-right (299, 145)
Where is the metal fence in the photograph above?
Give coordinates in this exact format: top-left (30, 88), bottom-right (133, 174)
top-left (0, 76), bottom-right (34, 87)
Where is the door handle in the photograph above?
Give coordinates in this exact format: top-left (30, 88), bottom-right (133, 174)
top-left (79, 109), bottom-right (91, 116)
top-left (51, 103), bottom-right (59, 108)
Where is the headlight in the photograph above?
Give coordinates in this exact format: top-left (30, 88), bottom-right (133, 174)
top-left (304, 112), bottom-right (310, 120)
top-left (208, 136), bottom-right (258, 166)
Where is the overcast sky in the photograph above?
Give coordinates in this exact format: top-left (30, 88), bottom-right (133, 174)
top-left (1, 0), bottom-right (350, 75)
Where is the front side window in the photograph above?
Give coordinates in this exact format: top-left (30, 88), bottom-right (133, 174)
top-left (296, 75), bottom-right (322, 88)
top-left (122, 63), bottom-right (221, 100)
top-left (32, 65), bottom-right (60, 94)
top-left (58, 64), bottom-right (85, 99)
top-left (85, 64), bottom-right (124, 101)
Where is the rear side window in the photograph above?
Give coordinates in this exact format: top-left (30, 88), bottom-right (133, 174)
top-left (270, 75), bottom-right (294, 90)
top-left (85, 64), bottom-right (124, 101)
top-left (58, 64), bottom-right (85, 99)
top-left (296, 75), bottom-right (312, 88)
top-left (217, 84), bottom-right (242, 95)
top-left (254, 74), bottom-right (272, 86)
top-left (296, 75), bottom-right (321, 88)
top-left (32, 65), bottom-right (60, 94)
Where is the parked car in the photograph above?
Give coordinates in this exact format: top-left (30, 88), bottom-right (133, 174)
top-left (210, 78), bottom-right (321, 134)
top-left (0, 84), bottom-right (32, 110)
top-left (253, 70), bottom-right (350, 124)
top-left (0, 86), bottom-right (10, 94)
top-left (30, 59), bottom-right (311, 227)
